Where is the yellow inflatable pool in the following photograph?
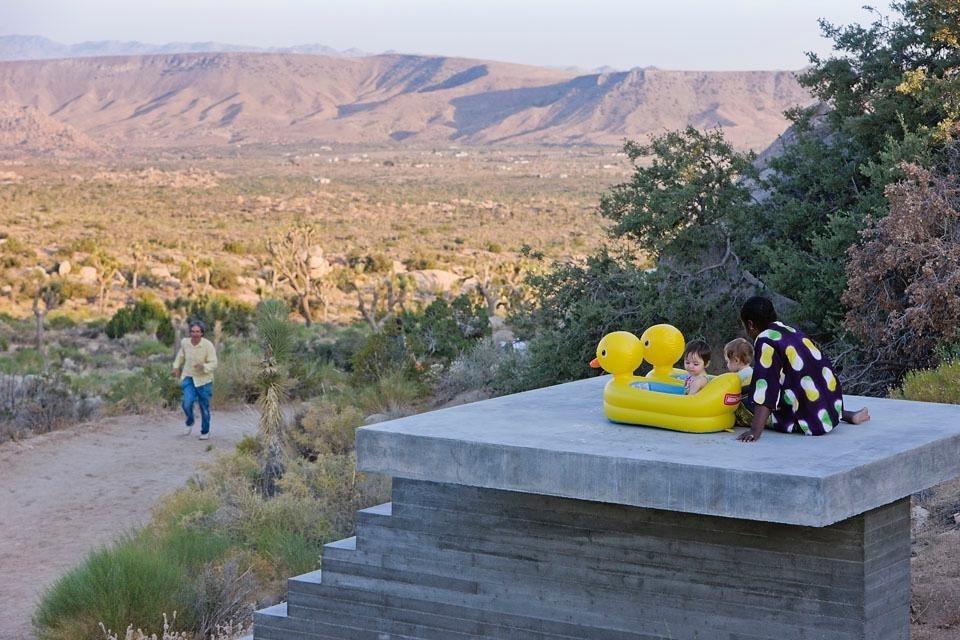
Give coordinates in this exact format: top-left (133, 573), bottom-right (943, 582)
top-left (589, 325), bottom-right (742, 433)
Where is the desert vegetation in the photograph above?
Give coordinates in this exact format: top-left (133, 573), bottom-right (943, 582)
top-left (3, 1), bottom-right (960, 638)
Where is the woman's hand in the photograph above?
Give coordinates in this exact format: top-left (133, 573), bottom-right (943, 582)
top-left (738, 405), bottom-right (771, 443)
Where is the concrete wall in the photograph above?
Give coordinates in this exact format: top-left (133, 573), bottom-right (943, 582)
top-left (254, 479), bottom-right (910, 639)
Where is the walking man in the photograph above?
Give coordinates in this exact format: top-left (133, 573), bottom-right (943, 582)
top-left (173, 320), bottom-right (218, 440)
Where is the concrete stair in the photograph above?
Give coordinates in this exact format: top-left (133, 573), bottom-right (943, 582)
top-left (252, 479), bottom-right (909, 640)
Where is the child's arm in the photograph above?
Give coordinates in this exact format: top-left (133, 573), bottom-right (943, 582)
top-left (686, 375), bottom-right (709, 395)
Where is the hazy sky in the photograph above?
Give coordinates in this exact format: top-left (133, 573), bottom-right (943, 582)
top-left (1, 0), bottom-right (892, 70)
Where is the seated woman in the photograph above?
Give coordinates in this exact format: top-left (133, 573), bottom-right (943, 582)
top-left (737, 296), bottom-right (870, 443)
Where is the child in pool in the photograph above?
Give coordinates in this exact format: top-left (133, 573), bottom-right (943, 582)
top-left (683, 339), bottom-right (711, 395)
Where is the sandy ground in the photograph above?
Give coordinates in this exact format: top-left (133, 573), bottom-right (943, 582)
top-left (1, 407), bottom-right (958, 640)
top-left (0, 408), bottom-right (260, 640)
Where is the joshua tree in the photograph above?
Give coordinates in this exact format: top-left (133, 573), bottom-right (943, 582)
top-left (353, 274), bottom-right (410, 332)
top-left (267, 224), bottom-right (330, 326)
top-left (29, 277), bottom-right (65, 374)
top-left (86, 249), bottom-right (123, 315)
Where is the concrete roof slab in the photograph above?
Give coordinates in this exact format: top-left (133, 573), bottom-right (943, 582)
top-left (357, 376), bottom-right (960, 526)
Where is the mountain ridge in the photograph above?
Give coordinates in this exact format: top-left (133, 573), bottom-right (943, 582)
top-left (0, 34), bottom-right (367, 61)
top-left (0, 51), bottom-right (814, 154)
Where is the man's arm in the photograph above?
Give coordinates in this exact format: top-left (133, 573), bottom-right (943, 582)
top-left (172, 344), bottom-right (184, 377)
top-left (203, 340), bottom-right (218, 373)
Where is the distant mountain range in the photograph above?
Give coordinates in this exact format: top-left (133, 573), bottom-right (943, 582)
top-left (0, 49), bottom-right (815, 156)
top-left (0, 34), bottom-right (367, 61)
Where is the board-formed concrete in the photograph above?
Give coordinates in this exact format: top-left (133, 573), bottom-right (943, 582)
top-left (253, 377), bottom-right (960, 640)
top-left (255, 479), bottom-right (911, 640)
top-left (357, 376), bottom-right (960, 526)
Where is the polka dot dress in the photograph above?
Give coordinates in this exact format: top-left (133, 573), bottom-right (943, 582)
top-left (750, 322), bottom-right (843, 435)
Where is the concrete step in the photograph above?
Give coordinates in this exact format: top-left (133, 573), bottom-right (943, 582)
top-left (285, 578), bottom-right (663, 640)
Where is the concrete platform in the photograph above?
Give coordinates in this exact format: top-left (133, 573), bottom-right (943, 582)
top-left (254, 376), bottom-right (960, 640)
top-left (358, 376), bottom-right (960, 526)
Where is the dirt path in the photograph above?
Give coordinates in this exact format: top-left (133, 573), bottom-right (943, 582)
top-left (0, 408), bottom-right (260, 640)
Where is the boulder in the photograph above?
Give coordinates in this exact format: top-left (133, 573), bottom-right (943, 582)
top-left (76, 265), bottom-right (98, 284)
top-left (150, 265), bottom-right (172, 280)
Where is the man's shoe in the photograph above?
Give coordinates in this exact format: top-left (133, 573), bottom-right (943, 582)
top-left (198, 433), bottom-right (210, 440)
top-left (182, 425), bottom-right (192, 436)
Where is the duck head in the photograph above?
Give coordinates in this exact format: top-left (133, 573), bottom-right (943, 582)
top-left (639, 324), bottom-right (685, 381)
top-left (590, 331), bottom-right (644, 379)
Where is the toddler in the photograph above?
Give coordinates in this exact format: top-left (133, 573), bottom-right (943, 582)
top-left (724, 337), bottom-right (755, 425)
top-left (683, 339), bottom-right (711, 395)
top-left (724, 338), bottom-right (754, 387)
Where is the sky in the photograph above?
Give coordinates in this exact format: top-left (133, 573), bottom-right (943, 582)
top-left (1, 0), bottom-right (893, 71)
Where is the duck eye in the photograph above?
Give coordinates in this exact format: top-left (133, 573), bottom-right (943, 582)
top-left (644, 340), bottom-right (650, 347)
top-left (601, 349), bottom-right (607, 357)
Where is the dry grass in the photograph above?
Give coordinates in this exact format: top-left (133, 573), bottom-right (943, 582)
top-left (99, 613), bottom-right (249, 640)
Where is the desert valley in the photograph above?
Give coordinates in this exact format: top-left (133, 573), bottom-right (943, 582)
top-left (1, 21), bottom-right (959, 640)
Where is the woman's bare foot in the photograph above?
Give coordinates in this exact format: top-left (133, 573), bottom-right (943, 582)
top-left (842, 407), bottom-right (871, 424)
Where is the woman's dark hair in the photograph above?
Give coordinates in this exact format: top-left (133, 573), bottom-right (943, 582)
top-left (188, 320), bottom-right (206, 335)
top-left (683, 339), bottom-right (712, 365)
top-left (740, 296), bottom-right (777, 329)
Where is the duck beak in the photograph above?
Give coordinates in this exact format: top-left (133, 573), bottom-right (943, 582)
top-left (589, 358), bottom-right (600, 368)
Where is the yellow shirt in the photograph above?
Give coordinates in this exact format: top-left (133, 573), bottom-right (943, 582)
top-left (173, 337), bottom-right (218, 387)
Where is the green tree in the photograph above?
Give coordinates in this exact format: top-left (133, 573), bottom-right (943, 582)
top-left (752, 0), bottom-right (960, 334)
top-left (600, 126), bottom-right (757, 264)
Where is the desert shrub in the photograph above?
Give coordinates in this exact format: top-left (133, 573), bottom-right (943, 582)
top-left (433, 337), bottom-right (503, 402)
top-left (208, 261), bottom-right (239, 291)
top-left (45, 313), bottom-right (79, 330)
top-left (34, 493), bottom-right (237, 640)
top-left (131, 338), bottom-right (169, 359)
top-left (289, 358), bottom-right (346, 399)
top-left (403, 253), bottom-right (438, 270)
top-left (893, 361), bottom-right (960, 405)
top-left (350, 330), bottom-right (411, 385)
top-left (280, 454), bottom-right (390, 539)
top-left (324, 323), bottom-right (370, 371)
top-left (843, 159), bottom-right (960, 390)
top-left (0, 373), bottom-right (89, 440)
top-left (363, 253), bottom-right (392, 274)
top-left (401, 294), bottom-right (489, 366)
top-left (221, 490), bottom-right (330, 584)
top-left (66, 237), bottom-right (99, 254)
top-left (489, 346), bottom-right (535, 396)
top-left (103, 365), bottom-right (179, 415)
top-left (2, 348), bottom-right (44, 374)
top-left (34, 533), bottom-right (202, 640)
top-left (210, 342), bottom-right (261, 406)
top-left (222, 240), bottom-right (249, 255)
top-left (169, 295), bottom-right (254, 337)
top-left (350, 369), bottom-right (425, 418)
top-left (509, 251), bottom-right (658, 390)
top-left (59, 279), bottom-right (98, 302)
top-left (106, 300), bottom-right (175, 346)
top-left (290, 400), bottom-right (364, 459)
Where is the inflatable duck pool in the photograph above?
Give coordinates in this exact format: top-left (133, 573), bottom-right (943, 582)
top-left (590, 324), bottom-right (742, 433)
